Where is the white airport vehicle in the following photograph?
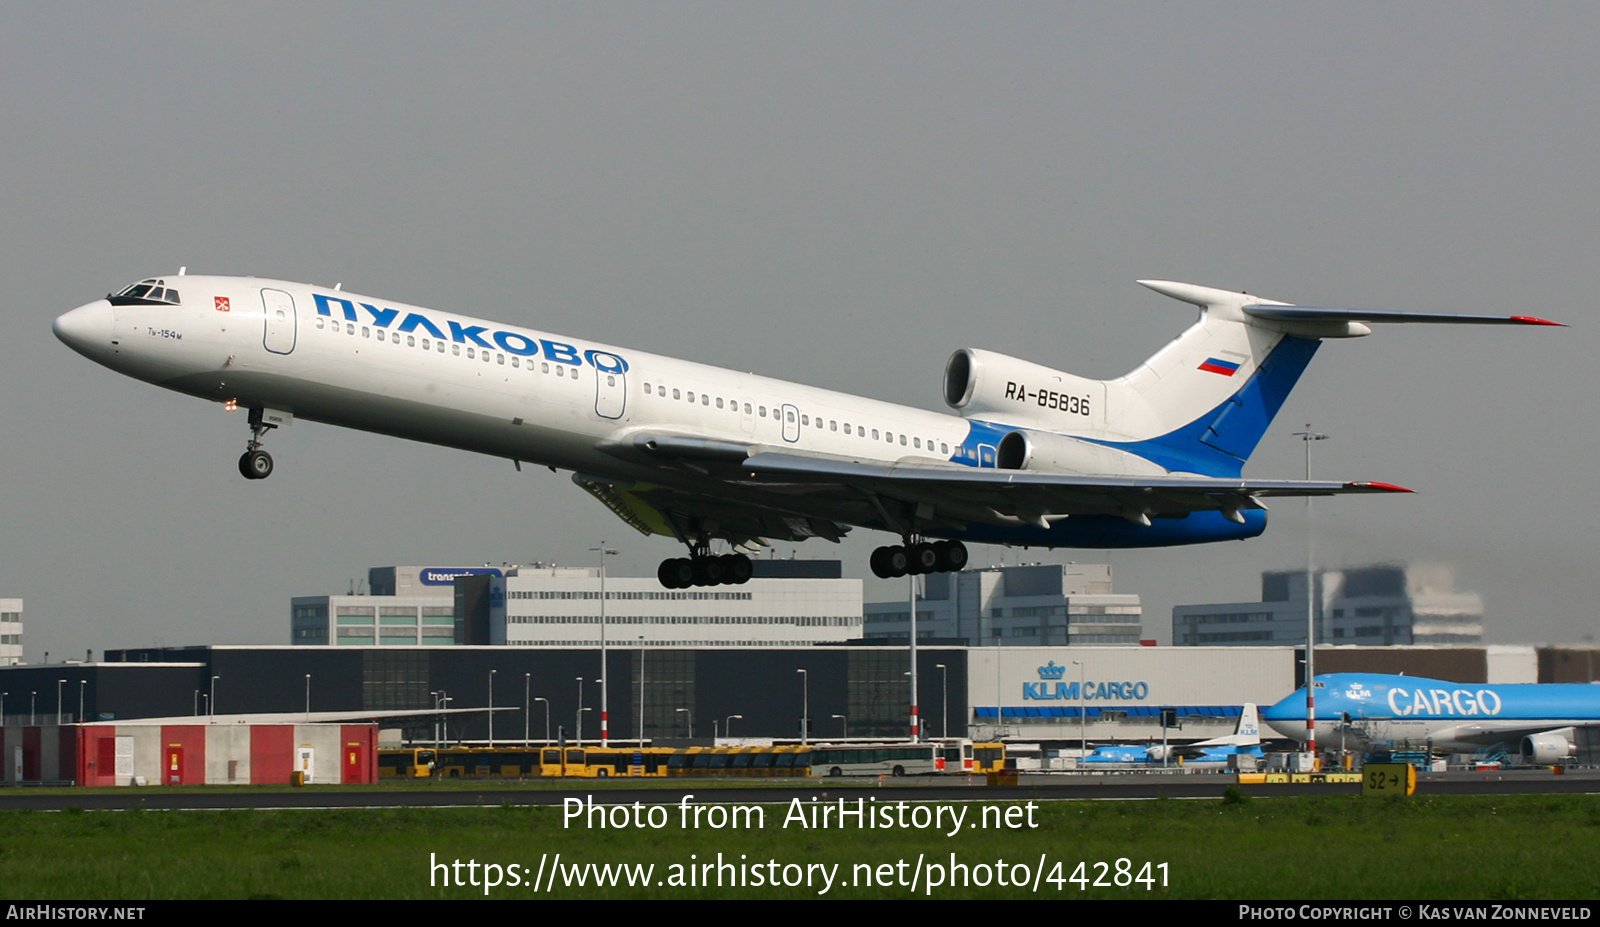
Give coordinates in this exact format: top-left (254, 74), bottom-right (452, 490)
top-left (53, 274), bottom-right (1557, 586)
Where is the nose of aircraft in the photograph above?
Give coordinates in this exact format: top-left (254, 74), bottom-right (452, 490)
top-left (53, 299), bottom-right (114, 357)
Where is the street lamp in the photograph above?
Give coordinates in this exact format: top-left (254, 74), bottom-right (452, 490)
top-left (488, 669), bottom-right (498, 748)
top-left (304, 674), bottom-right (311, 722)
top-left (796, 669), bottom-right (809, 745)
top-left (725, 714), bottom-right (743, 739)
top-left (534, 697), bottom-right (551, 744)
top-left (638, 636), bottom-right (646, 746)
top-left (590, 544), bottom-right (618, 744)
top-left (832, 714), bottom-right (847, 738)
top-left (524, 673), bottom-right (532, 747)
top-left (78, 679), bottom-right (86, 724)
top-left (936, 663), bottom-right (948, 739)
top-left (30, 691), bottom-right (36, 726)
top-left (210, 675), bottom-right (219, 719)
top-left (676, 707), bottom-right (693, 739)
top-left (56, 679), bottom-right (65, 725)
top-left (1071, 660), bottom-right (1086, 759)
top-left (1293, 425), bottom-right (1329, 768)
top-left (575, 676), bottom-right (586, 744)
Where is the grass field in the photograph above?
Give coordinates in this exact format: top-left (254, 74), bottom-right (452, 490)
top-left (3, 792), bottom-right (1597, 899)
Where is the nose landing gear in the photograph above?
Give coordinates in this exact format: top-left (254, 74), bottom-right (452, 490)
top-left (237, 407), bottom-right (281, 480)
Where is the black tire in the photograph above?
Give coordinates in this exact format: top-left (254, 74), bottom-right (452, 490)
top-left (892, 765), bottom-right (905, 777)
top-left (596, 768), bottom-right (608, 778)
top-left (658, 559), bottom-right (694, 589)
top-left (829, 766), bottom-right (843, 778)
top-left (700, 557), bottom-right (725, 586)
top-left (910, 543), bottom-right (940, 575)
top-left (241, 449), bottom-right (273, 480)
top-left (885, 546), bottom-right (910, 577)
top-left (726, 554), bottom-right (753, 584)
top-left (937, 540), bottom-right (969, 572)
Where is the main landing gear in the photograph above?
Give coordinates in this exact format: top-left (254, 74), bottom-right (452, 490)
top-left (658, 552), bottom-right (755, 589)
top-left (237, 407), bottom-right (276, 480)
top-left (870, 540), bottom-right (968, 579)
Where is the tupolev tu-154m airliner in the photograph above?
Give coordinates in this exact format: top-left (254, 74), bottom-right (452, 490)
top-left (52, 274), bottom-right (1558, 588)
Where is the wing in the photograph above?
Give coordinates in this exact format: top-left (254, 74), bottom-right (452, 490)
top-left (577, 431), bottom-right (1409, 548)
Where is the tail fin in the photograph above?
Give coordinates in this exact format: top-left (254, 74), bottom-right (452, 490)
top-left (1235, 703), bottom-right (1261, 744)
top-left (1093, 281), bottom-right (1559, 477)
top-left (1094, 282), bottom-right (1321, 477)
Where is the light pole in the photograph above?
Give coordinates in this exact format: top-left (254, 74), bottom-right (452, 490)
top-left (575, 676), bottom-right (586, 744)
top-left (638, 636), bottom-right (646, 746)
top-left (832, 714), bottom-right (847, 738)
top-left (304, 674), bottom-right (311, 722)
top-left (1071, 660), bottom-right (1086, 760)
top-left (30, 691), bottom-right (36, 726)
top-left (535, 697), bottom-right (550, 744)
top-left (590, 544), bottom-right (618, 744)
top-left (78, 679), bottom-right (86, 724)
top-left (1294, 425), bottom-right (1329, 768)
top-left (676, 707), bottom-right (693, 739)
top-left (725, 714), bottom-right (743, 739)
top-left (56, 679), bottom-right (65, 725)
top-left (524, 673), bottom-right (532, 747)
top-left (936, 664), bottom-right (948, 739)
top-left (908, 572), bottom-right (920, 742)
top-left (209, 675), bottom-right (219, 719)
top-left (1, 692), bottom-right (7, 726)
top-left (437, 691), bottom-right (452, 746)
top-left (796, 669), bottom-right (809, 745)
top-left (488, 669), bottom-right (498, 748)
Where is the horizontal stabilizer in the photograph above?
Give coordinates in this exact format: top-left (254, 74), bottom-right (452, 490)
top-left (1243, 306), bottom-right (1565, 326)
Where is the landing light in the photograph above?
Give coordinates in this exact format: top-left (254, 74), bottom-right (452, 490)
top-left (224, 399), bottom-right (238, 412)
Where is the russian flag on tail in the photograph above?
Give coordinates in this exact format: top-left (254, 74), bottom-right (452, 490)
top-left (1197, 357), bottom-right (1241, 376)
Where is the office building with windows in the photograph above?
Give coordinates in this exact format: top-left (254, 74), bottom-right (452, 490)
top-left (0, 598), bottom-right (21, 665)
top-left (1172, 563), bottom-right (1484, 647)
top-left (864, 564), bottom-right (1143, 646)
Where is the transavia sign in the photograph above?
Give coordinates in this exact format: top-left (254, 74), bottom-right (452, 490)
top-left (1022, 661), bottom-right (1151, 701)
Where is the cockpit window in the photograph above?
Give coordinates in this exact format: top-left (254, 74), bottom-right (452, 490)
top-left (108, 278), bottom-right (182, 307)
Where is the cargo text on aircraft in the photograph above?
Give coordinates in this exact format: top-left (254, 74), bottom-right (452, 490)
top-left (313, 293), bottom-right (629, 372)
top-left (1385, 686), bottom-right (1503, 717)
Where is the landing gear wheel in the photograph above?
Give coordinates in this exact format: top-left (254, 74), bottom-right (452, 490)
top-left (658, 558), bottom-right (695, 589)
top-left (238, 449), bottom-right (273, 480)
top-left (909, 543), bottom-right (940, 575)
top-left (936, 540), bottom-right (968, 572)
top-left (871, 546), bottom-right (910, 579)
top-left (722, 554), bottom-right (753, 585)
top-left (699, 557), bottom-right (726, 586)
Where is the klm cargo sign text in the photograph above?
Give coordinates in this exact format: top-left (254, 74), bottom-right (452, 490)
top-left (1024, 661), bottom-right (1149, 702)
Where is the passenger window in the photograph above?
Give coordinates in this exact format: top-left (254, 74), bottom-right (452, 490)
top-left (376, 330), bottom-right (386, 342)
top-left (914, 438), bottom-right (921, 449)
top-left (453, 345), bottom-right (461, 356)
top-left (687, 391), bottom-right (695, 403)
top-left (497, 354), bottom-right (505, 365)
top-left (608, 375), bottom-right (616, 386)
top-left (347, 323), bottom-right (355, 334)
top-left (315, 318), bottom-right (325, 329)
top-left (702, 395), bottom-right (709, 405)
top-left (900, 435), bottom-right (907, 445)
top-left (872, 429), bottom-right (880, 440)
top-left (673, 389), bottom-right (681, 400)
top-left (759, 407), bottom-right (767, 417)
top-left (715, 397), bottom-right (723, 409)
top-left (645, 383), bottom-right (653, 395)
top-left (743, 403), bottom-right (752, 414)
top-left (541, 362), bottom-right (549, 373)
top-left (844, 424), bottom-right (851, 435)
top-left (787, 410), bottom-right (795, 423)
top-left (511, 356), bottom-right (519, 367)
top-left (407, 336), bottom-right (416, 347)
top-left (437, 342), bottom-right (445, 352)
top-left (362, 327), bottom-right (370, 338)
top-left (467, 348), bottom-right (475, 359)
top-left (941, 443), bottom-right (949, 455)
top-left (830, 421), bottom-right (837, 431)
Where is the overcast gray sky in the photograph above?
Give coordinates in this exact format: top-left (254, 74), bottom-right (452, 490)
top-left (3, 3), bottom-right (1595, 658)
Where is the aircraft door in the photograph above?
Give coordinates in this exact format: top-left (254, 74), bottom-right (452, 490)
top-left (261, 288), bottom-right (297, 355)
top-left (781, 404), bottom-right (800, 443)
top-left (590, 352), bottom-right (627, 420)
